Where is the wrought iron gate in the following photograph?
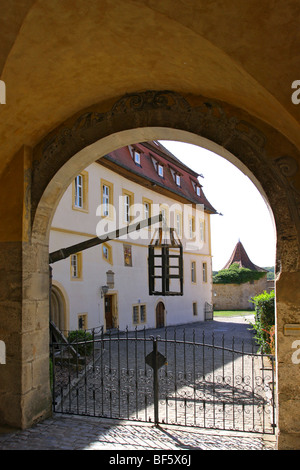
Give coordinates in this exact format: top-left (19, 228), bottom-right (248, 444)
top-left (50, 327), bottom-right (276, 434)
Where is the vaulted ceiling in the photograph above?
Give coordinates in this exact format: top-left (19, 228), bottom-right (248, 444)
top-left (0, 0), bottom-right (299, 177)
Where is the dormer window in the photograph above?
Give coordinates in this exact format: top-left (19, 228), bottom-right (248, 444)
top-left (133, 150), bottom-right (141, 165)
top-left (129, 146), bottom-right (141, 166)
top-left (191, 179), bottom-right (202, 197)
top-left (158, 164), bottom-right (164, 177)
top-left (176, 174), bottom-right (181, 186)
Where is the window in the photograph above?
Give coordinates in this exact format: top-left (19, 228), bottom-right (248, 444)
top-left (103, 184), bottom-right (109, 216)
top-left (122, 189), bottom-right (134, 224)
top-left (160, 205), bottom-right (169, 227)
top-left (175, 212), bottom-right (182, 237)
top-left (133, 150), bottom-right (141, 165)
top-left (132, 304), bottom-right (147, 324)
top-left (78, 313), bottom-right (88, 330)
top-left (170, 168), bottom-right (181, 186)
top-left (74, 175), bottom-right (83, 208)
top-left (196, 186), bottom-right (201, 196)
top-left (124, 194), bottom-right (130, 223)
top-left (133, 306), bottom-right (139, 324)
top-left (101, 179), bottom-right (114, 219)
top-left (189, 216), bottom-right (195, 239)
top-left (144, 202), bottom-right (150, 219)
top-left (143, 198), bottom-right (153, 227)
top-left (193, 302), bottom-right (198, 316)
top-left (123, 244), bottom-right (132, 266)
top-left (191, 261), bottom-right (196, 283)
top-left (73, 171), bottom-right (88, 211)
top-left (71, 254), bottom-right (78, 278)
top-left (158, 164), bottom-right (164, 177)
top-left (70, 253), bottom-right (82, 280)
top-left (203, 262), bottom-right (207, 282)
top-left (140, 305), bottom-right (146, 323)
top-left (102, 243), bottom-right (113, 264)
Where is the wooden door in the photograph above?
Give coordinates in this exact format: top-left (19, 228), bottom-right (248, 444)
top-left (156, 301), bottom-right (165, 328)
top-left (105, 295), bottom-right (113, 329)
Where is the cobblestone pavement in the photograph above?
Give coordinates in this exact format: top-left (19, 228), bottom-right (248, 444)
top-left (0, 316), bottom-right (277, 451)
top-left (0, 413), bottom-right (276, 450)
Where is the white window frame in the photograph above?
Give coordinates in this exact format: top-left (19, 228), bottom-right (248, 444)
top-left (124, 194), bottom-right (130, 223)
top-left (102, 184), bottom-right (110, 217)
top-left (74, 174), bottom-right (83, 208)
top-left (144, 201), bottom-right (150, 219)
top-left (71, 254), bottom-right (79, 278)
top-left (133, 305), bottom-right (139, 324)
top-left (134, 150), bottom-right (141, 165)
top-left (176, 174), bottom-right (181, 186)
top-left (158, 164), bottom-right (164, 177)
top-left (132, 304), bottom-right (147, 324)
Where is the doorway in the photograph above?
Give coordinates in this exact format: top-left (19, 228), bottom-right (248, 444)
top-left (50, 285), bottom-right (66, 331)
top-left (104, 294), bottom-right (114, 330)
top-left (156, 301), bottom-right (165, 328)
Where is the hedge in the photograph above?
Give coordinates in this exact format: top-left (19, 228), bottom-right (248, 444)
top-left (68, 330), bottom-right (94, 356)
top-left (213, 262), bottom-right (266, 285)
top-left (251, 290), bottom-right (275, 354)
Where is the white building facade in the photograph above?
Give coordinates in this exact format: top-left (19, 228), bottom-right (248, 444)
top-left (49, 142), bottom-right (216, 333)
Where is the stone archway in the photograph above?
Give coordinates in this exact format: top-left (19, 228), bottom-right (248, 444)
top-left (5, 90), bottom-right (300, 448)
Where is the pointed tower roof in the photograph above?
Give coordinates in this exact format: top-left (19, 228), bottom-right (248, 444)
top-left (222, 241), bottom-right (267, 272)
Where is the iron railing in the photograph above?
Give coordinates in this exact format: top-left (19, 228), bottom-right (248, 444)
top-left (50, 326), bottom-right (276, 434)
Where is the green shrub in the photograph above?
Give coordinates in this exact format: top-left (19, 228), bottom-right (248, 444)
top-left (251, 290), bottom-right (275, 353)
top-left (213, 263), bottom-right (266, 285)
top-left (68, 330), bottom-right (94, 356)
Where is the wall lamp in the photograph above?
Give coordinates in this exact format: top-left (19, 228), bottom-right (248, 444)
top-left (100, 285), bottom-right (109, 298)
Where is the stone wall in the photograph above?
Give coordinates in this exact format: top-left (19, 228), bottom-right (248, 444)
top-left (212, 275), bottom-right (269, 310)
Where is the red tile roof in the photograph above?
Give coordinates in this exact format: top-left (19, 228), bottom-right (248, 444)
top-left (222, 241), bottom-right (267, 272)
top-left (97, 141), bottom-right (217, 214)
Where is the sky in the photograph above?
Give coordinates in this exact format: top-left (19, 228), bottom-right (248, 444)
top-left (159, 140), bottom-right (276, 272)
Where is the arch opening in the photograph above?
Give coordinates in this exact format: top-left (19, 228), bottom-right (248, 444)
top-left (19, 90), bottom-right (300, 442)
top-left (43, 128), bottom-right (276, 335)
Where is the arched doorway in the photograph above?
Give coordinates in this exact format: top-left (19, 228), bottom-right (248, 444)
top-left (156, 301), bottom-right (165, 328)
top-left (50, 285), bottom-right (66, 332)
top-left (16, 90), bottom-right (300, 447)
